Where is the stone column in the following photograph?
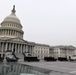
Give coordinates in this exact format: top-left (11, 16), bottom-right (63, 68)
top-left (23, 44), bottom-right (25, 53)
top-left (21, 44), bottom-right (22, 53)
top-left (26, 45), bottom-right (28, 52)
top-left (25, 45), bottom-right (26, 52)
top-left (1, 43), bottom-right (4, 57)
top-left (29, 46), bottom-right (31, 53)
top-left (12, 30), bottom-right (14, 35)
top-left (2, 43), bottom-right (4, 52)
top-left (32, 46), bottom-right (34, 56)
top-left (17, 44), bottom-right (19, 53)
top-left (8, 43), bottom-right (9, 50)
top-left (19, 44), bottom-right (21, 53)
top-left (14, 43), bottom-right (17, 53)
top-left (7, 29), bottom-right (8, 35)
top-left (0, 42), bottom-right (1, 52)
top-left (16, 44), bottom-right (18, 53)
top-left (5, 30), bottom-right (8, 35)
top-left (7, 43), bottom-right (9, 50)
top-left (5, 43), bottom-right (7, 51)
top-left (9, 43), bottom-right (11, 50)
top-left (12, 43), bottom-right (14, 52)
top-left (13, 43), bottom-right (15, 52)
top-left (30, 46), bottom-right (32, 55)
top-left (28, 45), bottom-right (30, 53)
top-left (9, 30), bottom-right (10, 35)
top-left (15, 31), bottom-right (16, 36)
top-left (3, 43), bottom-right (5, 52)
top-left (31, 46), bottom-right (33, 54)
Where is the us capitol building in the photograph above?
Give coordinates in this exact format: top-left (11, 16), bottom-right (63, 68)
top-left (0, 5), bottom-right (75, 60)
top-left (0, 5), bottom-right (36, 57)
top-left (0, 5), bottom-right (50, 59)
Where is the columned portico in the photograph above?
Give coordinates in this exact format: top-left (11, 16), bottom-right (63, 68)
top-left (0, 40), bottom-right (35, 57)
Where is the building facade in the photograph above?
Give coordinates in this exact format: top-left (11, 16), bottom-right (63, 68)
top-left (0, 5), bottom-right (35, 57)
top-left (33, 43), bottom-right (50, 59)
top-left (50, 45), bottom-right (76, 59)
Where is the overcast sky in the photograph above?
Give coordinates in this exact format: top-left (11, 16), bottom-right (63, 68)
top-left (0, 0), bottom-right (76, 46)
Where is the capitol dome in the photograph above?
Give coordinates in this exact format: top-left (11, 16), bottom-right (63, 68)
top-left (2, 5), bottom-right (21, 24)
top-left (3, 13), bottom-right (21, 24)
top-left (0, 5), bottom-right (24, 39)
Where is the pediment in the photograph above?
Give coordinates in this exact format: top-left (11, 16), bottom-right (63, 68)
top-left (6, 37), bottom-right (28, 43)
top-left (0, 37), bottom-right (35, 45)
